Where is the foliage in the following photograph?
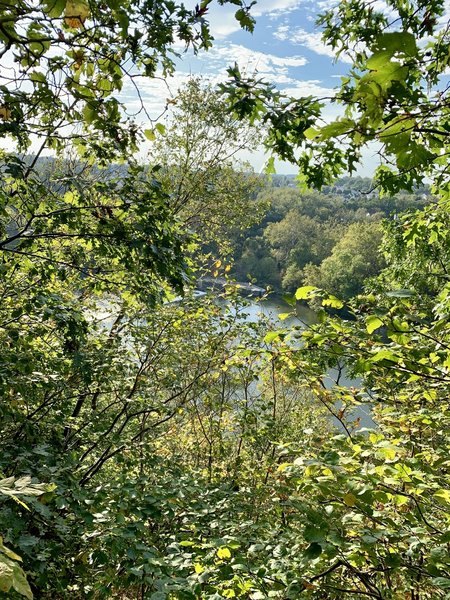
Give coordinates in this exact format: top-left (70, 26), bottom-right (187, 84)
top-left (0, 0), bottom-right (269, 596)
top-left (221, 1), bottom-right (450, 194)
top-left (0, 477), bottom-right (51, 599)
top-left (268, 261), bottom-right (450, 597)
top-left (303, 221), bottom-right (385, 299)
top-left (0, 0), bottom-right (255, 159)
top-left (217, 1), bottom-right (450, 597)
top-left (232, 184), bottom-right (424, 294)
top-left (376, 197), bottom-right (449, 301)
top-left (265, 212), bottom-right (344, 292)
top-left (148, 78), bottom-right (267, 258)
top-left (0, 536), bottom-right (32, 600)
top-left (3, 0), bottom-right (450, 597)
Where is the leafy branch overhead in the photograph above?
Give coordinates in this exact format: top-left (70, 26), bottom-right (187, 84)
top-left (0, 478), bottom-right (50, 599)
top-left (0, 0), bottom-right (255, 158)
top-left (0, 476), bottom-right (52, 500)
top-left (221, 1), bottom-right (450, 194)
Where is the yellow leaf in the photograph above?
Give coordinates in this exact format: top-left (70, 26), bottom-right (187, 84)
top-left (64, 0), bottom-right (90, 27)
top-left (0, 106), bottom-right (11, 120)
top-left (295, 285), bottom-right (317, 300)
top-left (277, 462), bottom-right (291, 472)
top-left (217, 546), bottom-right (231, 559)
top-left (378, 447), bottom-right (397, 461)
top-left (434, 489), bottom-right (450, 504)
top-left (343, 492), bottom-right (357, 507)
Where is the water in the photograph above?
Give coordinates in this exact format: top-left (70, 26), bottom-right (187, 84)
top-left (93, 292), bottom-right (375, 431)
top-left (241, 296), bottom-right (316, 326)
top-left (241, 295), bottom-right (376, 431)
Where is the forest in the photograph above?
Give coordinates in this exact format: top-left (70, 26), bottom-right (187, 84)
top-left (1, 0), bottom-right (450, 599)
top-left (231, 177), bottom-right (430, 296)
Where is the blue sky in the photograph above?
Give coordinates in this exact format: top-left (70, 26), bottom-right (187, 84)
top-left (133, 0), bottom-right (347, 111)
top-left (130, 0), bottom-right (450, 176)
top-left (125, 0), bottom-right (363, 174)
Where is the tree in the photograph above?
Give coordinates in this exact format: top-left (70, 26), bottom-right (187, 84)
top-left (0, 1), bottom-right (264, 596)
top-left (5, 0), bottom-right (450, 598)
top-left (375, 198), bottom-right (450, 302)
top-left (264, 211), bottom-right (344, 292)
top-left (0, 0), bottom-right (255, 158)
top-left (211, 1), bottom-right (450, 597)
top-left (148, 78), bottom-right (267, 258)
top-left (0, 0), bottom-right (256, 304)
top-left (303, 221), bottom-right (385, 299)
top-left (232, 236), bottom-right (280, 286)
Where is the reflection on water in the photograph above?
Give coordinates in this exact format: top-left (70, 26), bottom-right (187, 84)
top-left (242, 294), bottom-right (376, 431)
top-left (240, 295), bottom-right (316, 326)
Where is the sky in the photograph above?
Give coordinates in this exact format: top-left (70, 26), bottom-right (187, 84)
top-left (0, 0), bottom-right (389, 175)
top-left (122, 0), bottom-right (382, 175)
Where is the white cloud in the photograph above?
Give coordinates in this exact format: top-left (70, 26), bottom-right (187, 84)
top-left (206, 12), bottom-right (248, 39)
top-left (316, 0), bottom-right (338, 10)
top-left (274, 25), bottom-right (354, 64)
top-left (120, 42), bottom-right (309, 120)
top-left (283, 79), bottom-right (336, 98)
top-left (199, 43), bottom-right (307, 78)
top-left (198, 0), bottom-right (305, 39)
top-left (254, 0), bottom-right (304, 19)
top-left (120, 71), bottom-right (197, 120)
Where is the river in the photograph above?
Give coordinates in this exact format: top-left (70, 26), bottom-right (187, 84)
top-left (94, 293), bottom-right (375, 430)
top-left (241, 295), bottom-right (375, 430)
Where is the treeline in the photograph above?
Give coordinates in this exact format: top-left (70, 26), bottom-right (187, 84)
top-left (231, 178), bottom-right (431, 298)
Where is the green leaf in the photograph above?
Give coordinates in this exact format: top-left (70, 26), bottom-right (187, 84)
top-left (41, 0), bottom-right (66, 18)
top-left (343, 492), bottom-right (357, 507)
top-left (385, 289), bottom-right (413, 298)
top-left (264, 156), bottom-right (276, 174)
top-left (370, 349), bottom-right (400, 363)
top-left (366, 315), bottom-right (383, 334)
top-left (11, 564), bottom-right (33, 600)
top-left (29, 71), bottom-right (46, 84)
top-left (144, 129), bottom-right (156, 141)
top-left (304, 542), bottom-right (322, 559)
top-left (318, 118), bottom-right (355, 140)
top-left (234, 8), bottom-right (255, 32)
top-left (295, 286), bottom-right (317, 300)
top-left (432, 577), bottom-right (450, 589)
top-left (373, 31), bottom-right (418, 57)
top-left (264, 331), bottom-right (282, 343)
top-left (282, 294), bottom-right (296, 307)
top-left (366, 50), bottom-right (393, 70)
top-left (304, 525), bottom-right (324, 543)
top-left (0, 548), bottom-right (32, 600)
top-left (303, 127), bottom-right (319, 140)
top-left (434, 489), bottom-right (450, 504)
